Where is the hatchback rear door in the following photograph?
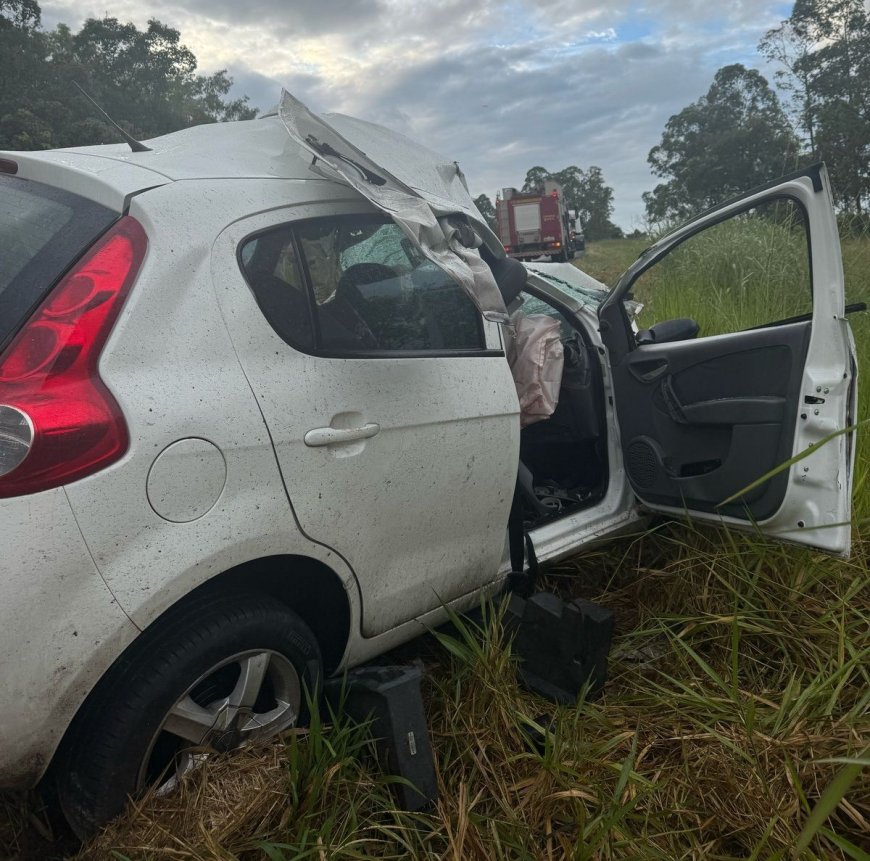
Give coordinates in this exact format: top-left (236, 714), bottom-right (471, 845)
top-left (598, 164), bottom-right (858, 555)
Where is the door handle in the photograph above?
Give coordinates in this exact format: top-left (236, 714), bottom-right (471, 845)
top-left (304, 423), bottom-right (380, 447)
top-left (627, 356), bottom-right (669, 383)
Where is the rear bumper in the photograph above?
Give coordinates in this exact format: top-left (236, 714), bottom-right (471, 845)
top-left (0, 488), bottom-right (138, 788)
top-left (508, 250), bottom-right (563, 261)
top-left (506, 243), bottom-right (568, 260)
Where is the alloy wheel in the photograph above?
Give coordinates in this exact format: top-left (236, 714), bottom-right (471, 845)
top-left (138, 649), bottom-right (302, 792)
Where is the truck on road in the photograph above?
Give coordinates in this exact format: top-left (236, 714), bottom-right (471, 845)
top-left (496, 180), bottom-right (580, 262)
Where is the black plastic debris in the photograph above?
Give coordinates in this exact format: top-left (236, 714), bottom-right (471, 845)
top-left (505, 592), bottom-right (614, 704)
top-left (323, 664), bottom-right (437, 811)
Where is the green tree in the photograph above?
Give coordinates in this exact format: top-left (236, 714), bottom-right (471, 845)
top-left (0, 0), bottom-right (53, 148)
top-left (0, 0), bottom-right (39, 28)
top-left (549, 166), bottom-right (578, 206)
top-left (643, 64), bottom-right (799, 222)
top-left (0, 1), bottom-right (257, 150)
top-left (760, 0), bottom-right (870, 212)
top-left (759, 10), bottom-right (819, 155)
top-left (51, 16), bottom-right (257, 145)
top-left (521, 166), bottom-right (550, 193)
top-left (575, 166), bottom-right (621, 239)
top-left (519, 164), bottom-right (620, 240)
top-left (473, 193), bottom-right (497, 230)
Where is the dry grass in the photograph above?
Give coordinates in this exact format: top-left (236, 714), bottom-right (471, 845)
top-left (59, 522), bottom-right (868, 860)
top-left (2, 233), bottom-right (868, 860)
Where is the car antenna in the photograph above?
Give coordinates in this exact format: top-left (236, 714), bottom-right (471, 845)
top-left (73, 82), bottom-right (152, 153)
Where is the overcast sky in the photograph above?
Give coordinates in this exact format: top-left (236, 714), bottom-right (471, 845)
top-left (40, 0), bottom-right (794, 228)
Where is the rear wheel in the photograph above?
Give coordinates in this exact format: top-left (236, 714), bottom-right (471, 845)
top-left (55, 592), bottom-right (322, 839)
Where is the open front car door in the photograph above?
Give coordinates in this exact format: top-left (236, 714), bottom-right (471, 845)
top-left (598, 164), bottom-right (859, 556)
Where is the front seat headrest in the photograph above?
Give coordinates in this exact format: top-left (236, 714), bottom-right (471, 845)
top-left (489, 256), bottom-right (527, 307)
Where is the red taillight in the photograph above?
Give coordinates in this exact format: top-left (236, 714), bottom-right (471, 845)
top-left (0, 216), bottom-right (147, 498)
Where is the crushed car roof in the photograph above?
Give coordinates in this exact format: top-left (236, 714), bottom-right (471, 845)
top-left (1, 92), bottom-right (530, 320)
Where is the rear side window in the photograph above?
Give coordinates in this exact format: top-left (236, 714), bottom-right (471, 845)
top-left (238, 229), bottom-right (315, 351)
top-left (240, 214), bottom-right (485, 355)
top-left (0, 175), bottom-right (116, 351)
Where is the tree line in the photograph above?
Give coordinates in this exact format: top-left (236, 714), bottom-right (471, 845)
top-left (0, 0), bottom-right (255, 150)
top-left (2, 0), bottom-right (867, 230)
top-left (480, 0), bottom-right (869, 234)
top-left (646, 0), bottom-right (870, 221)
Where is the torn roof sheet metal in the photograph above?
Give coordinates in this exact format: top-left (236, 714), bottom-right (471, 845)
top-left (323, 113), bottom-right (495, 237)
top-left (278, 90), bottom-right (508, 323)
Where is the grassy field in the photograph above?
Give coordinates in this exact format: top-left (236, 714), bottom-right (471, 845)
top-left (2, 234), bottom-right (868, 860)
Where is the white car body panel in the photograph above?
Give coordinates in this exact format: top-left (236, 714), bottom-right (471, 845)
top-left (46, 117), bottom-right (319, 182)
top-left (64, 180), bottom-right (364, 634)
top-left (521, 275), bottom-right (648, 563)
top-left (211, 203), bottom-right (521, 637)
top-left (0, 489), bottom-right (139, 784)
top-left (6, 149), bottom-right (169, 210)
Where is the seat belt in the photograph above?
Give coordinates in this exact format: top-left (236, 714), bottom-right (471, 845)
top-left (506, 473), bottom-right (539, 597)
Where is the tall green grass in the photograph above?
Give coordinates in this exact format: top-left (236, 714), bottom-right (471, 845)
top-left (630, 200), bottom-right (870, 339)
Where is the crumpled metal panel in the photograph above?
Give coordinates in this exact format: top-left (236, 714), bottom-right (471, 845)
top-left (278, 90), bottom-right (508, 323)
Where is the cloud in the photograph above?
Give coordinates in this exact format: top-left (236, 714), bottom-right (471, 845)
top-left (357, 38), bottom-right (713, 227)
top-left (37, 0), bottom-right (793, 227)
top-left (584, 28), bottom-right (618, 41)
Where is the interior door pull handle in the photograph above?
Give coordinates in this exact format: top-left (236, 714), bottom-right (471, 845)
top-left (304, 423), bottom-right (380, 447)
top-left (628, 358), bottom-right (669, 383)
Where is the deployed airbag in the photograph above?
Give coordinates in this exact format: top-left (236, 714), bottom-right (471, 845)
top-left (509, 313), bottom-right (564, 427)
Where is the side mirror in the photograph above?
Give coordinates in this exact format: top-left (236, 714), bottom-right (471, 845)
top-left (636, 317), bottom-right (700, 346)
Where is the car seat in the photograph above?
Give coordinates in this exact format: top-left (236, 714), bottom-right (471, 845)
top-left (244, 233), bottom-right (316, 351)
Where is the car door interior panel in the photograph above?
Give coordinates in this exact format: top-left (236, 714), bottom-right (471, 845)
top-left (597, 165), bottom-right (854, 555)
top-left (614, 321), bottom-right (811, 520)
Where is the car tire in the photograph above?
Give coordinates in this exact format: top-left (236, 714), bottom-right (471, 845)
top-left (54, 590), bottom-right (322, 839)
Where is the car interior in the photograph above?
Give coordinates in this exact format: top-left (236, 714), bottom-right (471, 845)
top-left (486, 254), bottom-right (610, 529)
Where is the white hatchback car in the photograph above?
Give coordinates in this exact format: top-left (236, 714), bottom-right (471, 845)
top-left (0, 95), bottom-right (858, 836)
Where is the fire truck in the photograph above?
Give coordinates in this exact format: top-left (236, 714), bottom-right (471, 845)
top-left (495, 180), bottom-right (579, 262)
